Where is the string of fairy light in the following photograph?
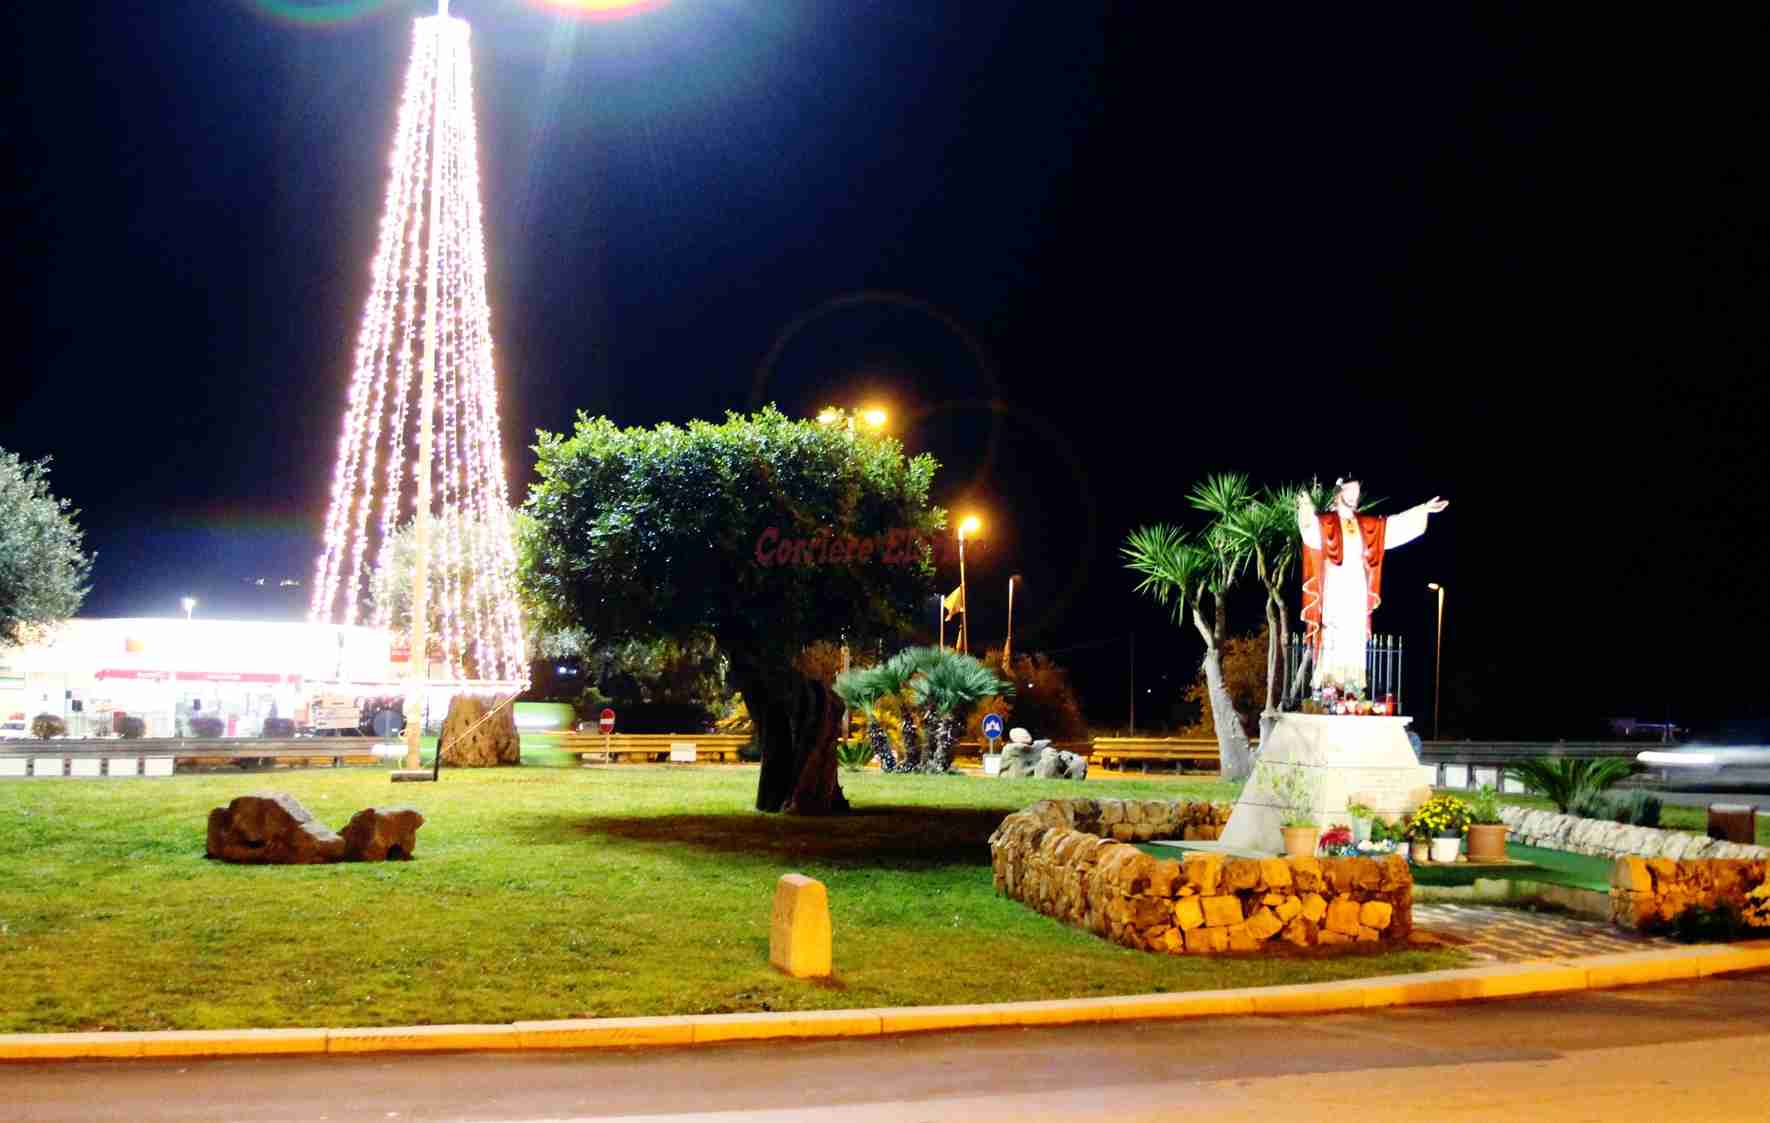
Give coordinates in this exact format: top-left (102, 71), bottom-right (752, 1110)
top-left (311, 5), bottom-right (527, 686)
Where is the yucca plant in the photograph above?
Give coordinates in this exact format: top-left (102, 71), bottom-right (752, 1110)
top-left (1504, 756), bottom-right (1637, 814)
top-left (907, 650), bottom-right (1013, 773)
top-left (834, 738), bottom-right (877, 772)
top-left (832, 665), bottom-right (898, 773)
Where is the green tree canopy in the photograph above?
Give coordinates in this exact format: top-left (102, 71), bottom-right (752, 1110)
top-left (0, 450), bottom-right (92, 645)
top-left (520, 407), bottom-right (942, 812)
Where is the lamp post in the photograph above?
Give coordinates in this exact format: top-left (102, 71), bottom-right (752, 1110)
top-left (815, 406), bottom-right (888, 434)
top-left (956, 515), bottom-right (980, 654)
top-left (1003, 574), bottom-right (1019, 671)
top-left (1427, 582), bottom-right (1445, 741)
top-left (181, 597), bottom-right (197, 622)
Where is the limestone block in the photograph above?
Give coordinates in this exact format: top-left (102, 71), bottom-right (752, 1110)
top-left (1281, 917), bottom-right (1314, 946)
top-left (1184, 926), bottom-right (1228, 953)
top-left (1291, 856), bottom-right (1324, 892)
top-left (1301, 893), bottom-right (1328, 924)
top-left (1246, 907), bottom-right (1284, 941)
top-left (1318, 930), bottom-right (1353, 945)
top-left (1359, 900), bottom-right (1394, 930)
top-left (1174, 897), bottom-right (1204, 930)
top-left (1322, 859), bottom-right (1355, 894)
top-left (1162, 927), bottom-right (1183, 952)
top-left (1201, 895), bottom-right (1243, 928)
top-left (1261, 893), bottom-right (1285, 906)
top-left (340, 806), bottom-right (424, 861)
top-left (1147, 860), bottom-right (1181, 898)
top-left (1183, 854), bottom-right (1222, 896)
top-left (1259, 858), bottom-right (1293, 890)
top-left (1226, 924), bottom-right (1259, 952)
top-left (769, 873), bottom-right (832, 979)
top-left (1224, 859), bottom-right (1260, 891)
top-left (205, 793), bottom-right (345, 865)
top-left (1356, 926), bottom-right (1380, 942)
top-left (1325, 896), bottom-right (1362, 936)
top-left (1276, 896), bottom-right (1303, 924)
top-left (1350, 860), bottom-right (1381, 891)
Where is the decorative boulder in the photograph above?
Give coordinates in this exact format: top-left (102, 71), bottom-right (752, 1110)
top-left (999, 741), bottom-right (1041, 778)
top-left (1008, 727), bottom-right (1033, 746)
top-left (206, 793), bottom-right (346, 864)
top-left (341, 806), bottom-right (425, 861)
top-left (1033, 746), bottom-right (1088, 781)
top-left (438, 693), bottom-right (519, 767)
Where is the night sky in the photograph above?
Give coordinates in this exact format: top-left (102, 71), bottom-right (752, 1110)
top-left (5, 2), bottom-right (1768, 738)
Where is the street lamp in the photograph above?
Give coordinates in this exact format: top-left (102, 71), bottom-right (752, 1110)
top-left (815, 406), bottom-right (888, 434)
top-left (1003, 574), bottom-right (1021, 671)
top-left (181, 597), bottom-right (197, 622)
top-left (1427, 582), bottom-right (1445, 741)
top-left (956, 515), bottom-right (981, 654)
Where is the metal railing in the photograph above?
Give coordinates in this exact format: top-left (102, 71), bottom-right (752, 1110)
top-left (1282, 634), bottom-right (1404, 711)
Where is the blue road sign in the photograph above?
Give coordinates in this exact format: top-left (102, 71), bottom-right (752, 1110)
top-left (982, 713), bottom-right (1005, 740)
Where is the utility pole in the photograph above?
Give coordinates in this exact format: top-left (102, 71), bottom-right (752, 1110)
top-left (1128, 631), bottom-right (1136, 735)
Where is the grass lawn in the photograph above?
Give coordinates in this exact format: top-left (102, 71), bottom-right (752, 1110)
top-left (0, 759), bottom-right (1466, 1034)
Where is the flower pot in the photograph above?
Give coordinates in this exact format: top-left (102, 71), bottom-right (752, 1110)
top-left (1465, 823), bottom-right (1508, 863)
top-left (1409, 840), bottom-right (1431, 864)
top-left (1429, 836), bottom-right (1462, 863)
top-left (1350, 816), bottom-right (1371, 845)
top-left (1280, 826), bottom-right (1320, 860)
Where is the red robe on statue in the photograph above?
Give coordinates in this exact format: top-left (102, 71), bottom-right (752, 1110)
top-left (1299, 512), bottom-right (1387, 654)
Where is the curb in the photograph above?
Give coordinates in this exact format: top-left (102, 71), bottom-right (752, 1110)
top-left (4, 941), bottom-right (1767, 1062)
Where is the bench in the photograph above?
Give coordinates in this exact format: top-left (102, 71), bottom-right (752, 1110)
top-left (560, 732), bottom-right (751, 764)
top-left (1089, 738), bottom-right (1223, 773)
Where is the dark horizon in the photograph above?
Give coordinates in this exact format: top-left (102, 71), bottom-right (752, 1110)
top-left (6, 2), bottom-right (1768, 737)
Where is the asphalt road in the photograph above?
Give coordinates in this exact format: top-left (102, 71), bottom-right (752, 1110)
top-left (8, 973), bottom-right (1770, 1123)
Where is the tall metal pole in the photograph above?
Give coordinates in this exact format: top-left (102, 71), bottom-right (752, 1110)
top-left (1128, 631), bottom-right (1135, 735)
top-left (1432, 586), bottom-right (1445, 741)
top-left (404, 10), bottom-right (447, 771)
top-left (1003, 576), bottom-right (1015, 670)
top-left (957, 531), bottom-right (969, 654)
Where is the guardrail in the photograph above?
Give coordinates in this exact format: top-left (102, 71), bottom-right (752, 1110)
top-left (0, 737), bottom-right (395, 778)
top-left (1418, 741), bottom-right (1653, 792)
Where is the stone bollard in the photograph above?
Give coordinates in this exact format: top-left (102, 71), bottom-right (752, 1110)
top-left (769, 873), bottom-right (832, 979)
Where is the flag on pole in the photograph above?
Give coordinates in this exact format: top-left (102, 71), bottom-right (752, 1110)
top-left (942, 586), bottom-right (965, 620)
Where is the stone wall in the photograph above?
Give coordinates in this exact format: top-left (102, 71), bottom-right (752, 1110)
top-left (1500, 805), bottom-right (1770, 861)
top-left (1610, 857), bottom-right (1770, 932)
top-left (989, 798), bottom-right (1412, 955)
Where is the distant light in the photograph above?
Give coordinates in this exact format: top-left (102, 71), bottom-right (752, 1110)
top-left (280, 578), bottom-right (300, 588)
top-left (1427, 582), bottom-right (1442, 591)
top-left (958, 515), bottom-right (981, 538)
top-left (861, 408), bottom-right (888, 430)
top-left (529, 0), bottom-right (671, 19)
top-left (816, 408), bottom-right (842, 426)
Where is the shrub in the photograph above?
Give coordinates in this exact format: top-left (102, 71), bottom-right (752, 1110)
top-left (1504, 756), bottom-right (1635, 814)
top-left (31, 713), bottom-right (65, 739)
top-left (975, 649), bottom-right (1088, 743)
top-left (1569, 789), bottom-right (1612, 821)
top-left (117, 715), bottom-right (146, 739)
top-left (835, 738), bottom-right (876, 772)
top-left (261, 717), bottom-right (295, 738)
top-left (188, 715), bottom-right (225, 738)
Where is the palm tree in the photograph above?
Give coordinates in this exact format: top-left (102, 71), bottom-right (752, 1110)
top-left (1123, 472), bottom-right (1257, 780)
top-left (884, 646), bottom-right (942, 771)
top-left (1504, 756), bottom-right (1637, 814)
top-left (906, 650), bottom-right (1013, 773)
top-left (832, 665), bottom-right (899, 773)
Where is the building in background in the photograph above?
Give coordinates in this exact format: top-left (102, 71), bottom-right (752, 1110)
top-left (0, 619), bottom-right (404, 737)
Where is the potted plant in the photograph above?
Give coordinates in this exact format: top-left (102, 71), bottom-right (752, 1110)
top-left (1345, 800), bottom-right (1376, 844)
top-left (1257, 761), bottom-right (1322, 859)
top-left (1401, 815), bottom-right (1432, 863)
top-left (1465, 784), bottom-right (1508, 862)
top-left (1414, 793), bottom-right (1471, 862)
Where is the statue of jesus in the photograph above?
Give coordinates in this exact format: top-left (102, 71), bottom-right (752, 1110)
top-left (1296, 479), bottom-right (1448, 697)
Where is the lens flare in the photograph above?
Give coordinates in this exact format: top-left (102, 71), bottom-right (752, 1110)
top-left (526, 0), bottom-right (671, 20)
top-left (240, 0), bottom-right (402, 28)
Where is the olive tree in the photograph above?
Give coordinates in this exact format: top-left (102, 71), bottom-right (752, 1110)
top-left (0, 449), bottom-right (92, 646)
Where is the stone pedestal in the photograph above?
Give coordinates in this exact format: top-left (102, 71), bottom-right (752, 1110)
top-left (1218, 713), bottom-right (1435, 854)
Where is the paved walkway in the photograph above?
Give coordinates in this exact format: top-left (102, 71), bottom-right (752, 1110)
top-left (1414, 901), bottom-right (1680, 961)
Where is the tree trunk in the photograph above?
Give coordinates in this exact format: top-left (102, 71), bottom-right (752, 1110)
top-left (737, 665), bottom-right (849, 815)
top-left (898, 713), bottom-right (920, 772)
top-left (926, 714), bottom-right (957, 773)
top-left (1193, 599), bottom-right (1254, 782)
top-left (867, 720), bottom-right (896, 773)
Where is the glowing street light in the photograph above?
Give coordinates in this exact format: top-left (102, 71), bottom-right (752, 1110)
top-left (956, 515), bottom-right (981, 654)
top-left (1427, 582), bottom-right (1446, 741)
top-left (815, 406), bottom-right (889, 433)
top-left (181, 597), bottom-right (197, 622)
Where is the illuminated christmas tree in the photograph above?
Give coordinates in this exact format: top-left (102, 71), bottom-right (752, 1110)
top-left (311, 0), bottom-right (527, 747)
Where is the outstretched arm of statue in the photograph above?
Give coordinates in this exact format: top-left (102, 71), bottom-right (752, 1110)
top-left (1295, 491), bottom-right (1321, 548)
top-left (1385, 497), bottom-right (1447, 549)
